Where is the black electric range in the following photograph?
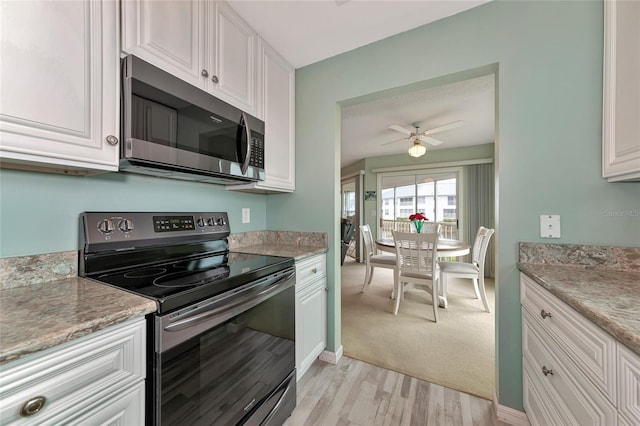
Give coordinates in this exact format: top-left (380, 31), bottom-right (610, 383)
top-left (79, 211), bottom-right (294, 314)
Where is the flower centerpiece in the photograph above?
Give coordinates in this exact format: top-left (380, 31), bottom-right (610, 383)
top-left (408, 213), bottom-right (428, 233)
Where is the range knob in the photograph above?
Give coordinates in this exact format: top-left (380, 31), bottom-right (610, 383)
top-left (213, 217), bottom-right (225, 226)
top-left (118, 219), bottom-right (134, 233)
top-left (97, 219), bottom-right (114, 234)
top-left (197, 217), bottom-right (207, 227)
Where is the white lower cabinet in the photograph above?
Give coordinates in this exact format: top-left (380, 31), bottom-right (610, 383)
top-left (0, 318), bottom-right (146, 425)
top-left (521, 274), bottom-right (640, 425)
top-left (295, 254), bottom-right (327, 381)
top-left (618, 342), bottom-right (640, 424)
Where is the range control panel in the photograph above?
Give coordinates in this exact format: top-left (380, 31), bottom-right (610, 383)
top-left (81, 212), bottom-right (230, 251)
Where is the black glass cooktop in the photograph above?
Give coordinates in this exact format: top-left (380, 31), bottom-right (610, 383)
top-left (92, 251), bottom-right (294, 314)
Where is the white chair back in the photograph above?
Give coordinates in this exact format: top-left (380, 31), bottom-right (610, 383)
top-left (471, 227), bottom-right (495, 272)
top-left (392, 231), bottom-right (439, 279)
top-left (360, 224), bottom-right (374, 258)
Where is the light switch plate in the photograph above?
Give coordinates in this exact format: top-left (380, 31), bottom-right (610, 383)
top-left (540, 215), bottom-right (561, 238)
top-left (242, 208), bottom-right (250, 224)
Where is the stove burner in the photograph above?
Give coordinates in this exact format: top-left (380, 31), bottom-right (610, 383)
top-left (124, 267), bottom-right (167, 278)
top-left (153, 267), bottom-right (229, 288)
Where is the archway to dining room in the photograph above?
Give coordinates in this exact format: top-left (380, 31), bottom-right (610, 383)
top-left (338, 65), bottom-right (498, 402)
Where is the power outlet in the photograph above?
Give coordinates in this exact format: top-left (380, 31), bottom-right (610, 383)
top-left (540, 215), bottom-right (561, 238)
top-left (242, 208), bottom-right (250, 224)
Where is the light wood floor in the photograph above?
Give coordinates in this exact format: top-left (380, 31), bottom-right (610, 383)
top-left (285, 356), bottom-right (508, 426)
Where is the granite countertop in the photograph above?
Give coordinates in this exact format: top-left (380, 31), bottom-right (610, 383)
top-left (518, 262), bottom-right (640, 356)
top-left (234, 244), bottom-right (328, 261)
top-left (0, 277), bottom-right (157, 365)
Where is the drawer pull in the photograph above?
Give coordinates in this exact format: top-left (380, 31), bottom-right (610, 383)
top-left (20, 396), bottom-right (46, 417)
top-left (540, 309), bottom-right (552, 319)
top-left (541, 366), bottom-right (554, 376)
top-left (311, 268), bottom-right (317, 273)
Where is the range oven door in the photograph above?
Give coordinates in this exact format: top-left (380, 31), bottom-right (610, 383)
top-left (151, 268), bottom-right (296, 426)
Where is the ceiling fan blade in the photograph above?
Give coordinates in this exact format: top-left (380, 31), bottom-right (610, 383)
top-left (388, 124), bottom-right (413, 136)
top-left (417, 135), bottom-right (443, 146)
top-left (381, 137), bottom-right (408, 146)
top-left (423, 120), bottom-right (464, 136)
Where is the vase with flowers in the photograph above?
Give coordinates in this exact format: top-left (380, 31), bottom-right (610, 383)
top-left (409, 213), bottom-right (428, 233)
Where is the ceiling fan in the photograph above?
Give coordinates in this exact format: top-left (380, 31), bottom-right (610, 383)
top-left (384, 120), bottom-right (464, 157)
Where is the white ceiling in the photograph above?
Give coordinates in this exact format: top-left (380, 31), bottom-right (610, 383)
top-left (226, 0), bottom-right (495, 168)
top-left (341, 74), bottom-right (495, 167)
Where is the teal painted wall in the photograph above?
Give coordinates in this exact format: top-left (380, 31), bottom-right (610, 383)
top-left (0, 169), bottom-right (267, 257)
top-left (268, 0), bottom-right (640, 411)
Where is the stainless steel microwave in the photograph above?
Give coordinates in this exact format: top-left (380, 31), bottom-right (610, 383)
top-left (120, 55), bottom-right (265, 184)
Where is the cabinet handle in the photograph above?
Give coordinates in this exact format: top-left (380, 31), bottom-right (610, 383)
top-left (540, 309), bottom-right (552, 319)
top-left (201, 69), bottom-right (209, 78)
top-left (311, 268), bottom-right (317, 274)
top-left (105, 135), bottom-right (119, 146)
top-left (541, 366), bottom-right (554, 376)
top-left (212, 75), bottom-right (219, 84)
top-left (20, 396), bottom-right (46, 417)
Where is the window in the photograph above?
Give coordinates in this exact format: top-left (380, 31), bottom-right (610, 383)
top-left (399, 197), bottom-right (413, 206)
top-left (379, 170), bottom-right (459, 238)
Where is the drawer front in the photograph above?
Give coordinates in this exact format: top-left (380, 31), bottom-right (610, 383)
top-left (618, 343), bottom-right (640, 424)
top-left (523, 313), bottom-right (617, 426)
top-left (521, 274), bottom-right (617, 402)
top-left (296, 254), bottom-right (326, 290)
top-left (523, 359), bottom-right (564, 426)
top-left (0, 319), bottom-right (145, 425)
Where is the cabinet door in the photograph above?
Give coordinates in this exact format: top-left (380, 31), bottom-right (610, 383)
top-left (121, 0), bottom-right (204, 89)
top-left (618, 343), bottom-right (640, 424)
top-left (208, 2), bottom-right (257, 114)
top-left (226, 39), bottom-right (295, 193)
top-left (0, 0), bottom-right (119, 172)
top-left (296, 278), bottom-right (327, 381)
top-left (67, 382), bottom-right (145, 426)
top-left (260, 40), bottom-right (296, 191)
top-left (602, 0), bottom-right (640, 181)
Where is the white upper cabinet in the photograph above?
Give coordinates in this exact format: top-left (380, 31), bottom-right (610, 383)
top-left (121, 0), bottom-right (204, 88)
top-left (0, 0), bottom-right (120, 173)
top-left (209, 2), bottom-right (257, 114)
top-left (228, 38), bottom-right (296, 193)
top-left (602, 0), bottom-right (640, 182)
top-left (121, 0), bottom-right (258, 116)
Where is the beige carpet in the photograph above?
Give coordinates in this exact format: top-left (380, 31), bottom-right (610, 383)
top-left (341, 258), bottom-right (495, 400)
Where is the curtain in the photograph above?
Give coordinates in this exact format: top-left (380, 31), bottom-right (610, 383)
top-left (463, 164), bottom-right (495, 277)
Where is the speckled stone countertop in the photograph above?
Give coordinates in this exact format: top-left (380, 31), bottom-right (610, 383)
top-left (518, 242), bottom-right (640, 357)
top-left (234, 244), bottom-right (327, 261)
top-left (229, 230), bottom-right (328, 261)
top-left (0, 277), bottom-right (157, 365)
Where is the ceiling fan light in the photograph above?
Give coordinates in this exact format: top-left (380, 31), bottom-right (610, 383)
top-left (408, 142), bottom-right (427, 158)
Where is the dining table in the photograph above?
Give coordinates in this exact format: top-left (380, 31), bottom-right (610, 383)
top-left (375, 237), bottom-right (471, 308)
top-left (375, 238), bottom-right (471, 258)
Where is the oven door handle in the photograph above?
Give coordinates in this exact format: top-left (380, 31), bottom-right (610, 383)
top-left (163, 270), bottom-right (294, 333)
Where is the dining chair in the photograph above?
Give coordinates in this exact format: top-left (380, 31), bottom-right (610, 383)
top-left (392, 230), bottom-right (440, 322)
top-left (438, 226), bottom-right (495, 312)
top-left (359, 224), bottom-right (397, 293)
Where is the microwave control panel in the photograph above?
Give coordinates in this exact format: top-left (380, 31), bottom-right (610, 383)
top-left (249, 137), bottom-right (264, 169)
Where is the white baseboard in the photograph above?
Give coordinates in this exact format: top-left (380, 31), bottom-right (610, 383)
top-left (493, 393), bottom-right (530, 426)
top-left (319, 345), bottom-right (343, 365)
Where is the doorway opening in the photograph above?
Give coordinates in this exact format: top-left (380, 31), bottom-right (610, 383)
top-left (339, 66), bottom-right (497, 400)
